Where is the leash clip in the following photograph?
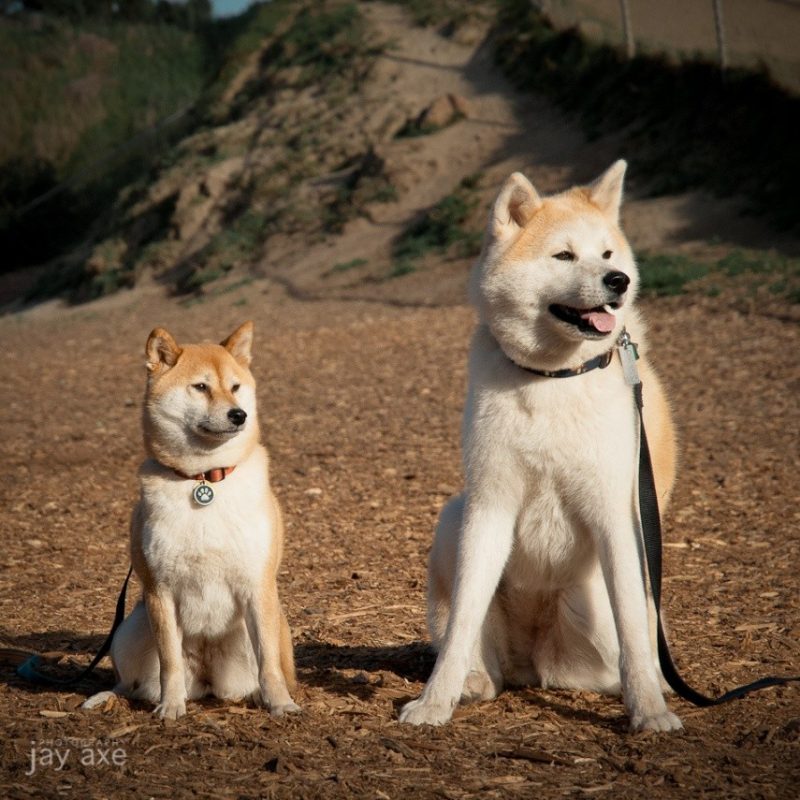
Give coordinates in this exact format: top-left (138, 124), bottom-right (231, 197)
top-left (617, 328), bottom-right (641, 386)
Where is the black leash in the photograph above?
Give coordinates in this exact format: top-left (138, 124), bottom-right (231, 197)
top-left (16, 566), bottom-right (133, 687)
top-left (622, 334), bottom-right (800, 706)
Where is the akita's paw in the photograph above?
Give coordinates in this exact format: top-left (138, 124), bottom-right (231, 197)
top-left (154, 698), bottom-right (187, 720)
top-left (270, 701), bottom-right (301, 718)
top-left (629, 709), bottom-right (683, 733)
top-left (461, 670), bottom-right (499, 704)
top-left (399, 696), bottom-right (454, 726)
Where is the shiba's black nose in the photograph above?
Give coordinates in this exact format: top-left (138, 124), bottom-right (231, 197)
top-left (603, 271), bottom-right (630, 295)
top-left (228, 408), bottom-right (247, 427)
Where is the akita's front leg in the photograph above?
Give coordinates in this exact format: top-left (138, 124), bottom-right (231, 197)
top-left (596, 516), bottom-right (682, 732)
top-left (400, 502), bottom-right (514, 725)
top-left (145, 589), bottom-right (187, 720)
top-left (245, 585), bottom-right (300, 717)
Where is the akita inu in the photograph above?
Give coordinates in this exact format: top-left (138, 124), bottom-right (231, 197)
top-left (85, 322), bottom-right (299, 719)
top-left (400, 161), bottom-right (682, 732)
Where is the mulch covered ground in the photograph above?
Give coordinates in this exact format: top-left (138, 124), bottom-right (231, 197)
top-left (0, 278), bottom-right (798, 798)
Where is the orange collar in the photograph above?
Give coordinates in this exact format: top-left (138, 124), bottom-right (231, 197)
top-left (173, 465), bottom-right (237, 483)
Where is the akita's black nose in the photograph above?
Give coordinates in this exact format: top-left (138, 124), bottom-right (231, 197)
top-left (228, 408), bottom-right (247, 427)
top-left (603, 271), bottom-right (630, 295)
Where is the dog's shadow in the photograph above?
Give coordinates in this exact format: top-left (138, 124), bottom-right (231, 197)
top-left (294, 639), bottom-right (434, 701)
top-left (0, 629), bottom-right (115, 694)
top-left (3, 631), bottom-right (629, 732)
top-left (0, 628), bottom-right (435, 702)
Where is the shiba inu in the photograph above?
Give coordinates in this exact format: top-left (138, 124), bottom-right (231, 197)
top-left (84, 322), bottom-right (299, 719)
top-left (400, 161), bottom-right (683, 732)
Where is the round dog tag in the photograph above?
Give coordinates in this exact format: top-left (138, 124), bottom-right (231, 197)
top-left (193, 482), bottom-right (214, 506)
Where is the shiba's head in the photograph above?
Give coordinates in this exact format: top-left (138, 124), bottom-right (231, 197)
top-left (471, 161), bottom-right (638, 371)
top-left (142, 321), bottom-right (259, 473)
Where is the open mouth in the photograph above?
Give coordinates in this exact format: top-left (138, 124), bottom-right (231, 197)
top-left (549, 303), bottom-right (620, 337)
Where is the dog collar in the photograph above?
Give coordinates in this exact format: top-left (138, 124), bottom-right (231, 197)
top-left (512, 329), bottom-right (637, 379)
top-left (172, 465), bottom-right (236, 507)
top-left (173, 465), bottom-right (237, 483)
top-left (512, 348), bottom-right (614, 378)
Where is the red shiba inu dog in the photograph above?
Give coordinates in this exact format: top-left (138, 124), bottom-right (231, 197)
top-left (85, 322), bottom-right (299, 719)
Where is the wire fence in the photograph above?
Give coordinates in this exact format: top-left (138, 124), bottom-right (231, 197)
top-left (532, 0), bottom-right (800, 93)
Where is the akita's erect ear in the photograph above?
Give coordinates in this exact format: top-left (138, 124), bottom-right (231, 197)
top-left (146, 328), bottom-right (181, 373)
top-left (587, 160), bottom-right (627, 224)
top-left (221, 320), bottom-right (254, 367)
top-left (490, 172), bottom-right (542, 241)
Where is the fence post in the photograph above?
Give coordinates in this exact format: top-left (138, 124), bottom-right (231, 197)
top-left (712, 0), bottom-right (728, 71)
top-left (619, 0), bottom-right (635, 59)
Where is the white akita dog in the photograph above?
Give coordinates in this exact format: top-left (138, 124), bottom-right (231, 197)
top-left (400, 161), bottom-right (682, 732)
top-left (85, 322), bottom-right (299, 719)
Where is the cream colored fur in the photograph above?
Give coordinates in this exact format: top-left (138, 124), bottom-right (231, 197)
top-left (399, 162), bottom-right (682, 732)
top-left (84, 322), bottom-right (298, 719)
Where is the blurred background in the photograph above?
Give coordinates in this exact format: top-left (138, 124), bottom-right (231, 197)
top-left (1, 0), bottom-right (798, 308)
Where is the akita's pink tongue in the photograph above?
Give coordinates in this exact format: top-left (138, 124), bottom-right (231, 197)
top-left (581, 309), bottom-right (616, 333)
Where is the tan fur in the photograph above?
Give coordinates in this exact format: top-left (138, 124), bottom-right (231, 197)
top-left (84, 322), bottom-right (299, 719)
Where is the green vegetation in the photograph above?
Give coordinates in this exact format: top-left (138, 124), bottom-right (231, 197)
top-left (391, 176), bottom-right (483, 277)
top-left (638, 249), bottom-right (800, 303)
top-left (4, 0), bottom-right (380, 301)
top-left (226, 2), bottom-right (378, 117)
top-left (493, 0), bottom-right (800, 233)
top-left (325, 257), bottom-right (368, 277)
top-left (0, 16), bottom-right (205, 271)
top-left (388, 0), bottom-right (480, 29)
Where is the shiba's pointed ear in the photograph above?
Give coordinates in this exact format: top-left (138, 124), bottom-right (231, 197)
top-left (146, 328), bottom-right (181, 373)
top-left (588, 160), bottom-right (626, 224)
top-left (221, 321), bottom-right (254, 367)
top-left (490, 172), bottom-right (542, 241)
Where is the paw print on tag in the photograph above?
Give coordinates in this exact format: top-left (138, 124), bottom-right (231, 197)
top-left (193, 483), bottom-right (214, 506)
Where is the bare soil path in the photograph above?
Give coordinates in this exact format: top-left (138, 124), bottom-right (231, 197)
top-left (1, 4), bottom-right (798, 798)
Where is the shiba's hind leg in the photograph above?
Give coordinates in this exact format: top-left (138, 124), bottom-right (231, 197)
top-left (428, 495), bottom-right (505, 703)
top-left (82, 600), bottom-right (159, 709)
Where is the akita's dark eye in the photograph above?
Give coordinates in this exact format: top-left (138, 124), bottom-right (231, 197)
top-left (192, 383), bottom-right (208, 392)
top-left (602, 250), bottom-right (613, 260)
top-left (553, 251), bottom-right (575, 262)
top-left (232, 384), bottom-right (241, 393)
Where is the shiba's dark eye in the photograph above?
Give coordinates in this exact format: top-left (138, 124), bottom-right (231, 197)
top-left (602, 250), bottom-right (613, 260)
top-left (553, 251), bottom-right (575, 262)
top-left (232, 384), bottom-right (241, 393)
top-left (192, 383), bottom-right (208, 392)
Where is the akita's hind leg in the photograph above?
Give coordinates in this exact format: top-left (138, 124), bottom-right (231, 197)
top-left (428, 495), bottom-right (505, 703)
top-left (531, 565), bottom-right (621, 693)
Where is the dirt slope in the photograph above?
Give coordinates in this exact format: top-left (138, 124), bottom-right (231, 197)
top-left (1, 3), bottom-right (799, 799)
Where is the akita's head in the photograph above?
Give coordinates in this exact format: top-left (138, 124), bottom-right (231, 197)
top-left (472, 161), bottom-right (638, 370)
top-left (142, 321), bottom-right (259, 473)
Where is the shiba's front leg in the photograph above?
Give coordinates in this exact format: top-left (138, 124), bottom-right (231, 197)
top-left (596, 515), bottom-right (683, 732)
top-left (145, 589), bottom-right (187, 720)
top-left (400, 501), bottom-right (515, 725)
top-left (245, 585), bottom-right (300, 717)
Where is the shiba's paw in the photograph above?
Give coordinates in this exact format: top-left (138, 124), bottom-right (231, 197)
top-left (461, 669), bottom-right (499, 703)
top-left (270, 701), bottom-right (301, 718)
top-left (399, 696), bottom-right (454, 726)
top-left (82, 691), bottom-right (117, 710)
top-left (154, 699), bottom-right (186, 720)
top-left (630, 709), bottom-right (683, 733)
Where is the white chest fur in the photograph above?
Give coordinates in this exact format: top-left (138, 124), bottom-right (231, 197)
top-left (137, 449), bottom-right (272, 640)
top-left (464, 327), bottom-right (638, 589)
